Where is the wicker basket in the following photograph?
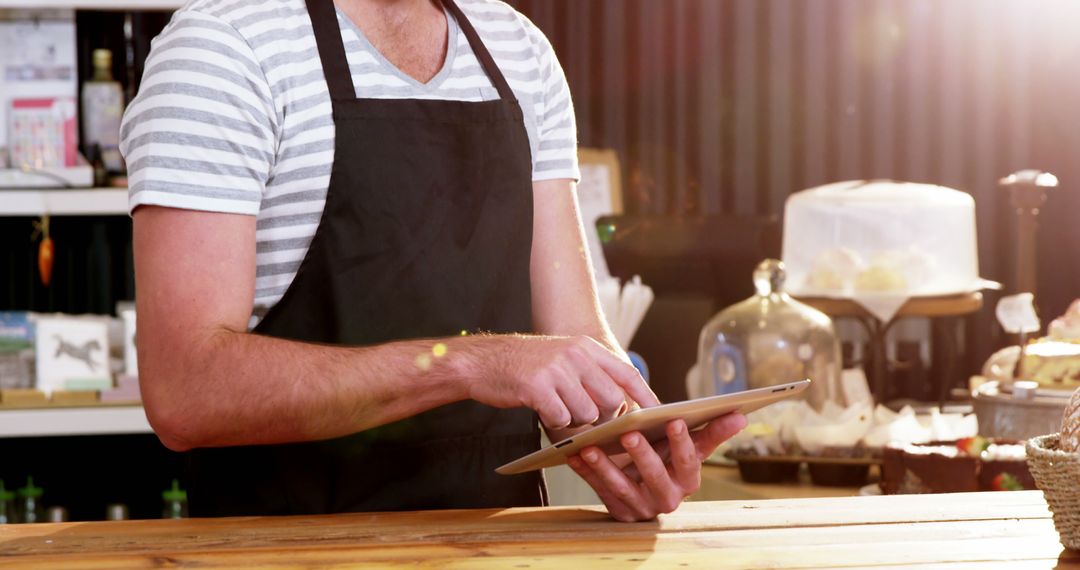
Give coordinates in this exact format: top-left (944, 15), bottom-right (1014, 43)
top-left (1026, 433), bottom-right (1080, 550)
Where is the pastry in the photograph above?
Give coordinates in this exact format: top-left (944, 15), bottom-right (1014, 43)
top-left (880, 437), bottom-right (1034, 494)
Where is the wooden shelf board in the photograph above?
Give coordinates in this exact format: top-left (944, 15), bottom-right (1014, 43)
top-left (0, 188), bottom-right (128, 216)
top-left (0, 404), bottom-right (152, 438)
top-left (0, 0), bottom-right (183, 10)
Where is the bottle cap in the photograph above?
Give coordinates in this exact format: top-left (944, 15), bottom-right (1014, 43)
top-left (92, 48), bottom-right (112, 69)
top-left (46, 506), bottom-right (68, 523)
top-left (0, 480), bottom-right (14, 501)
top-left (162, 479), bottom-right (187, 502)
top-left (105, 503), bottom-right (129, 521)
top-left (17, 477), bottom-right (43, 499)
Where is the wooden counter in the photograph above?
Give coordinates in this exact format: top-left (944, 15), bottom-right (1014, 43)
top-left (1, 491), bottom-right (1073, 568)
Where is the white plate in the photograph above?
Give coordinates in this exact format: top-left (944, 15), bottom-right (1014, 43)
top-left (859, 483), bottom-right (882, 496)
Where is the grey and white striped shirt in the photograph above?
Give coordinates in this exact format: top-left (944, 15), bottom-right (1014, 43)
top-left (121, 0), bottom-right (580, 314)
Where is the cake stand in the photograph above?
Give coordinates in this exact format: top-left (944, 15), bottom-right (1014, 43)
top-left (794, 292), bottom-right (983, 404)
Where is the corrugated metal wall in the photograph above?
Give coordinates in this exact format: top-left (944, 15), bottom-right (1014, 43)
top-left (512, 0), bottom-right (1080, 369)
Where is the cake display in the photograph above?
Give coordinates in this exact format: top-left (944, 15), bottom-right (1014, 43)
top-left (981, 300), bottom-right (1080, 391)
top-left (782, 180), bottom-right (988, 297)
top-left (881, 437), bottom-right (1033, 494)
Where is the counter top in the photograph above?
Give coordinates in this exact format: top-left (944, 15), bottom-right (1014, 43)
top-left (0, 491), bottom-right (1072, 568)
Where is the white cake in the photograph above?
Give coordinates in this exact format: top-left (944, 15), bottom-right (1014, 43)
top-left (782, 180), bottom-right (984, 296)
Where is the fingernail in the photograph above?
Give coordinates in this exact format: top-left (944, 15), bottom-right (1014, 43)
top-left (625, 434), bottom-right (640, 448)
top-left (671, 422), bottom-right (684, 435)
top-left (731, 413), bottom-right (748, 430)
top-left (583, 450), bottom-right (599, 463)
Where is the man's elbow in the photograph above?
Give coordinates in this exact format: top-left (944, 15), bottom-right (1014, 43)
top-left (140, 361), bottom-right (202, 452)
top-left (145, 399), bottom-right (196, 452)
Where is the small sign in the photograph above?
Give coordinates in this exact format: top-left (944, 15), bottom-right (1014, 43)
top-left (34, 316), bottom-right (111, 396)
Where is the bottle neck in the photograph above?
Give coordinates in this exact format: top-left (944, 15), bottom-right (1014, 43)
top-left (91, 65), bottom-right (113, 82)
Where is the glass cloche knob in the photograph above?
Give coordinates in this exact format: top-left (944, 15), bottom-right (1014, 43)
top-left (753, 259), bottom-right (786, 296)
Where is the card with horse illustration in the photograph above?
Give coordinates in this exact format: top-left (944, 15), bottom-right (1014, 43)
top-left (34, 316), bottom-right (111, 396)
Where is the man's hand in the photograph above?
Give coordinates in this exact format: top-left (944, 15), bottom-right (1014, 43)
top-left (463, 335), bottom-right (659, 430)
top-left (567, 413), bottom-right (748, 522)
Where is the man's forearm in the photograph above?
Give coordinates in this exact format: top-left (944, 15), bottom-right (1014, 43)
top-left (142, 329), bottom-right (493, 451)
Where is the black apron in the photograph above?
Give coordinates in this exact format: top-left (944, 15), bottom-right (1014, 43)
top-left (186, 0), bottom-right (544, 516)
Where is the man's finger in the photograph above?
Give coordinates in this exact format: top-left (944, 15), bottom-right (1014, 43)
top-left (621, 431), bottom-right (683, 513)
top-left (665, 420), bottom-right (701, 492)
top-left (567, 456), bottom-right (637, 522)
top-left (580, 363), bottom-right (629, 422)
top-left (555, 381), bottom-right (600, 427)
top-left (690, 413), bottom-right (748, 460)
top-left (580, 445), bottom-right (654, 520)
top-left (529, 391), bottom-right (572, 431)
top-left (582, 342), bottom-right (659, 408)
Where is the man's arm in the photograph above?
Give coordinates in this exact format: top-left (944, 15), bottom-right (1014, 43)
top-left (529, 179), bottom-right (746, 521)
top-left (134, 206), bottom-right (652, 452)
top-left (529, 179), bottom-right (654, 441)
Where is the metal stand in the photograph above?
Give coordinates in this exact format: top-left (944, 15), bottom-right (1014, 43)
top-left (795, 293), bottom-right (983, 404)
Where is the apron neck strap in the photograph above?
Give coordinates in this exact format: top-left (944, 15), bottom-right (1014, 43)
top-left (305, 0), bottom-right (357, 100)
top-left (440, 0), bottom-right (515, 101)
top-left (305, 0), bottom-right (516, 102)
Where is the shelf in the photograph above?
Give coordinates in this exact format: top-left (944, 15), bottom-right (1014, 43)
top-left (0, 0), bottom-right (183, 10)
top-left (0, 404), bottom-right (152, 438)
top-left (0, 188), bottom-right (128, 216)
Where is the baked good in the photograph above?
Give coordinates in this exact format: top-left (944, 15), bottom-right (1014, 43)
top-left (782, 180), bottom-right (984, 296)
top-left (1049, 300), bottom-right (1080, 340)
top-left (881, 437), bottom-right (1034, 494)
top-left (1061, 388), bottom-right (1080, 453)
top-left (981, 301), bottom-right (1080, 389)
top-left (1019, 342), bottom-right (1080, 390)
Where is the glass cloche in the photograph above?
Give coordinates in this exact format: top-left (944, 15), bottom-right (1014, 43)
top-left (696, 259), bottom-right (842, 411)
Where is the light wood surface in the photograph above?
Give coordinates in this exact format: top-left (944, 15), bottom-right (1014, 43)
top-left (796, 291), bottom-right (983, 320)
top-left (1, 491), bottom-right (1071, 568)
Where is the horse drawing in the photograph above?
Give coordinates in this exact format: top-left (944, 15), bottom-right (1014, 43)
top-left (54, 336), bottom-right (102, 372)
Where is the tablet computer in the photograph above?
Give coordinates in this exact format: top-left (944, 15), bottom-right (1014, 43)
top-left (495, 379), bottom-right (810, 475)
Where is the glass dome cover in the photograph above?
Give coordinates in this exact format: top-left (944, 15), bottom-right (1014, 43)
top-left (697, 259), bottom-right (842, 411)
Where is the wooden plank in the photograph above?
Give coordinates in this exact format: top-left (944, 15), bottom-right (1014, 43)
top-left (4, 521), bottom-right (1072, 570)
top-left (0, 494), bottom-right (1062, 569)
top-left (0, 493), bottom-right (1053, 556)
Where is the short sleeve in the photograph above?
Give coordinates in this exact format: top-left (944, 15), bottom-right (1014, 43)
top-left (529, 27), bottom-right (580, 182)
top-left (120, 9), bottom-right (277, 216)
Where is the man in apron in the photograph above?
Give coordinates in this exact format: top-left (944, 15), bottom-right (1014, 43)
top-left (125, 0), bottom-right (747, 521)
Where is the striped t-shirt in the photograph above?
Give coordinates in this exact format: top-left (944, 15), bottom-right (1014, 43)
top-left (120, 0), bottom-right (579, 314)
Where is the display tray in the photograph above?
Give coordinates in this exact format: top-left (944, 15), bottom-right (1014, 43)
top-left (722, 453), bottom-right (880, 487)
top-left (722, 453), bottom-right (882, 466)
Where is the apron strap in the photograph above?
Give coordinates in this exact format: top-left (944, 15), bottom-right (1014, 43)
top-left (305, 0), bottom-right (516, 103)
top-left (305, 0), bottom-right (357, 101)
top-left (441, 0), bottom-right (516, 102)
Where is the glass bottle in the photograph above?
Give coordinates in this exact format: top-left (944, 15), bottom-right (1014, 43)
top-left (81, 48), bottom-right (125, 175)
top-left (16, 477), bottom-right (44, 524)
top-left (162, 479), bottom-right (188, 519)
top-left (697, 259), bottom-right (843, 411)
top-left (0, 481), bottom-right (15, 524)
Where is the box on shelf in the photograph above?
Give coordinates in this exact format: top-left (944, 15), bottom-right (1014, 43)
top-left (34, 315), bottom-right (112, 396)
top-left (0, 312), bottom-right (34, 390)
top-left (0, 9), bottom-right (78, 175)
